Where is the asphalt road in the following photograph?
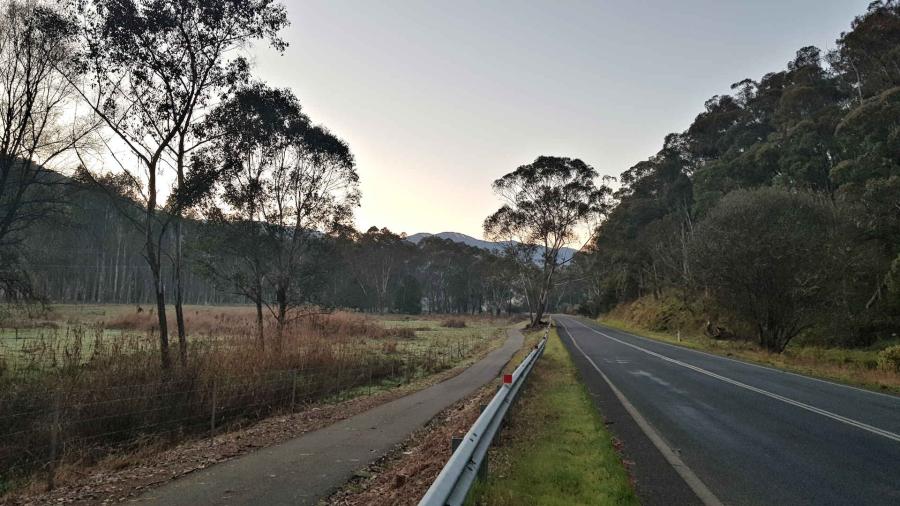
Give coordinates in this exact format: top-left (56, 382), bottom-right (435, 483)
top-left (555, 316), bottom-right (900, 506)
top-left (136, 328), bottom-right (524, 505)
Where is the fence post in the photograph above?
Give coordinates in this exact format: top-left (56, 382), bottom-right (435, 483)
top-left (47, 389), bottom-right (61, 491)
top-left (210, 377), bottom-right (218, 435)
top-left (290, 369), bottom-right (298, 412)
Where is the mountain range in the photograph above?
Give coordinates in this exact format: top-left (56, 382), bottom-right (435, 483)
top-left (406, 231), bottom-right (577, 264)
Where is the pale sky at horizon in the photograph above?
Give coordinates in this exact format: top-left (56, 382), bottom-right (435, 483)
top-left (250, 0), bottom-right (871, 240)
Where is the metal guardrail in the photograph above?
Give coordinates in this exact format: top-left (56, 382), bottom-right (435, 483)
top-left (419, 319), bottom-right (551, 506)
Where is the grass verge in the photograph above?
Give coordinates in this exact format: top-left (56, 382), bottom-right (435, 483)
top-left (466, 328), bottom-right (637, 506)
top-left (599, 317), bottom-right (900, 395)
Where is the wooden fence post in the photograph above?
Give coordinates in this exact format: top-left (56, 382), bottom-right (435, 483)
top-left (47, 389), bottom-right (61, 491)
top-left (210, 378), bottom-right (218, 435)
top-left (290, 369), bottom-right (297, 412)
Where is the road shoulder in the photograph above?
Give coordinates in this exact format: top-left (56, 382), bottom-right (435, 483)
top-left (467, 327), bottom-right (638, 506)
top-left (556, 318), bottom-right (704, 506)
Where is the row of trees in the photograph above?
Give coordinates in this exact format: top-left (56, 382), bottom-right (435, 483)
top-left (16, 205), bottom-right (527, 324)
top-left (0, 0), bottom-right (372, 369)
top-left (565, 1), bottom-right (900, 352)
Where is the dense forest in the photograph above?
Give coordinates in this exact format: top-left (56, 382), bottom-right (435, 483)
top-left (566, 1), bottom-right (900, 351)
top-left (11, 174), bottom-right (521, 315)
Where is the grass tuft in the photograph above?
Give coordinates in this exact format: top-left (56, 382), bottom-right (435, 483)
top-left (440, 318), bottom-right (467, 329)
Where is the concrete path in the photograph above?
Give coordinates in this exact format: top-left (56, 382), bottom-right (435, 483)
top-left (136, 328), bottom-right (524, 505)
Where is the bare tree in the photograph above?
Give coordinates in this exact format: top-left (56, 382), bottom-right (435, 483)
top-left (0, 0), bottom-right (95, 301)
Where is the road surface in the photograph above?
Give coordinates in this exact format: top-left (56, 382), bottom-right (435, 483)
top-left (136, 328), bottom-right (524, 505)
top-left (555, 316), bottom-right (900, 506)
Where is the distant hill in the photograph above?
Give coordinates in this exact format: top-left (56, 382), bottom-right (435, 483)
top-left (406, 231), bottom-right (577, 264)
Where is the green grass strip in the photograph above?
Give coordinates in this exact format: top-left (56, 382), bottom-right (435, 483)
top-left (467, 329), bottom-right (638, 506)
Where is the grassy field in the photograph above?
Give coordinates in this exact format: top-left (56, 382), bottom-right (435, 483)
top-left (599, 317), bottom-right (900, 394)
top-left (466, 328), bottom-right (637, 506)
top-left (0, 305), bottom-right (507, 373)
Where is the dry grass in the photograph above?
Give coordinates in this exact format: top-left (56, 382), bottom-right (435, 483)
top-left (7, 334), bottom-right (509, 506)
top-left (440, 318), bottom-right (467, 329)
top-left (0, 308), bottom-right (502, 495)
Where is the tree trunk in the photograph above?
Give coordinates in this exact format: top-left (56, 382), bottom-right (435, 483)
top-left (147, 165), bottom-right (170, 370)
top-left (174, 219), bottom-right (187, 367)
top-left (174, 141), bottom-right (188, 367)
top-left (255, 297), bottom-right (265, 348)
top-left (149, 252), bottom-right (170, 370)
top-left (276, 285), bottom-right (287, 345)
top-left (255, 265), bottom-right (265, 346)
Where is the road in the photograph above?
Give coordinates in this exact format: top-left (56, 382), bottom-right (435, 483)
top-left (136, 328), bottom-right (524, 506)
top-left (555, 316), bottom-right (900, 506)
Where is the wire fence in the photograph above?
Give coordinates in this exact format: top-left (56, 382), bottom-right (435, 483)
top-left (0, 330), bottom-right (491, 491)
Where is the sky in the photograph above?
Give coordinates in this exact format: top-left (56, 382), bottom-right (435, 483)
top-left (250, 0), bottom-right (872, 239)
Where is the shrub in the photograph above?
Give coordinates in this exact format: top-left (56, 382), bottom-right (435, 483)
top-left (877, 345), bottom-right (900, 372)
top-left (392, 327), bottom-right (417, 339)
top-left (441, 318), bottom-right (467, 328)
top-left (690, 188), bottom-right (838, 353)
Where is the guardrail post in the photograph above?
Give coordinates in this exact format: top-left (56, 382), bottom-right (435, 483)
top-left (290, 369), bottom-right (298, 412)
top-left (451, 436), bottom-right (462, 453)
top-left (478, 455), bottom-right (488, 480)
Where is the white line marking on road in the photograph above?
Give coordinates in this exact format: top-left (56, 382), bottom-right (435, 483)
top-left (565, 317), bottom-right (900, 443)
top-left (599, 319), bottom-right (900, 401)
top-left (558, 319), bottom-right (724, 506)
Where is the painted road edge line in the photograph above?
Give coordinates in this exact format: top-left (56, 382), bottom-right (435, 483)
top-left (569, 318), bottom-right (900, 444)
top-left (598, 318), bottom-right (900, 402)
top-left (558, 319), bottom-right (724, 506)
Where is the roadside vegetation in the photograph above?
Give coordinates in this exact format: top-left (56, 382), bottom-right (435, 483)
top-left (553, 2), bottom-right (900, 385)
top-left (0, 306), bottom-right (507, 496)
top-left (467, 328), bottom-right (637, 506)
top-left (600, 296), bottom-right (900, 393)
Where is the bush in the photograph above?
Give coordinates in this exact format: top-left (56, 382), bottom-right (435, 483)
top-left (392, 327), bottom-right (417, 339)
top-left (877, 345), bottom-right (900, 372)
top-left (441, 318), bottom-right (467, 328)
top-left (690, 188), bottom-right (838, 353)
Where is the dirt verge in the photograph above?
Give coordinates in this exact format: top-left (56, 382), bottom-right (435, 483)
top-left (325, 382), bottom-right (498, 506)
